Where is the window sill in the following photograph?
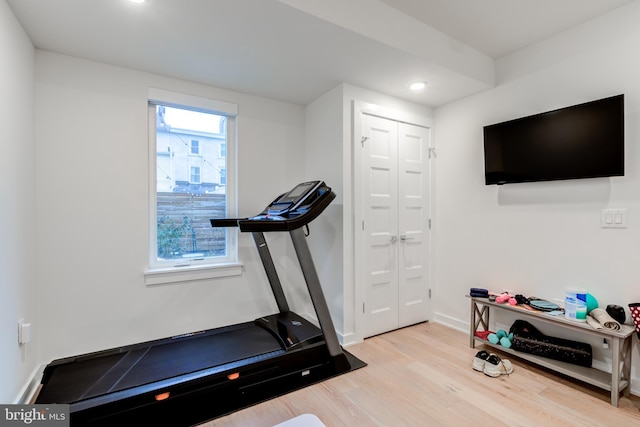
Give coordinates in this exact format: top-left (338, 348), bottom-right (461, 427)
top-left (144, 263), bottom-right (242, 286)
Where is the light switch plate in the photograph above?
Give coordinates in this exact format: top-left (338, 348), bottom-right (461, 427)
top-left (601, 208), bottom-right (627, 228)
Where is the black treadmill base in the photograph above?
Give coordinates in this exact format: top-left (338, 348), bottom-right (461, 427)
top-left (71, 349), bottom-right (365, 427)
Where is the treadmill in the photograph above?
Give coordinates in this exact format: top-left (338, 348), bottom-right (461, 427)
top-left (34, 180), bottom-right (365, 426)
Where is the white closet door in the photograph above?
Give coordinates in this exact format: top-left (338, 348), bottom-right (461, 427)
top-left (359, 114), bottom-right (431, 338)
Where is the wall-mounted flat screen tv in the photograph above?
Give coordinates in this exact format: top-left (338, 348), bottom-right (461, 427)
top-left (483, 94), bottom-right (624, 185)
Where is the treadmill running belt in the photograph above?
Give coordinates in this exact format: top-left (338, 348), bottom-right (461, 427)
top-left (38, 322), bottom-right (282, 404)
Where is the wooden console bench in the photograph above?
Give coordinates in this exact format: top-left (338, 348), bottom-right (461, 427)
top-left (469, 296), bottom-right (634, 406)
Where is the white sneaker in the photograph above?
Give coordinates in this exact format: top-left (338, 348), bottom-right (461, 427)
top-left (483, 353), bottom-right (514, 377)
top-left (472, 350), bottom-right (490, 372)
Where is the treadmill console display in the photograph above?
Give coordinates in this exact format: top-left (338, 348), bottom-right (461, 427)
top-left (211, 180), bottom-right (335, 232)
top-left (266, 180), bottom-right (321, 215)
top-left (281, 181), bottom-right (316, 202)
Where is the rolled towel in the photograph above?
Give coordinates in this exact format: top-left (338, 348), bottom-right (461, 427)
top-left (587, 308), bottom-right (621, 330)
top-left (586, 316), bottom-right (602, 330)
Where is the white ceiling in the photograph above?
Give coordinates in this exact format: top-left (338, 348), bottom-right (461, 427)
top-left (379, 0), bottom-right (635, 59)
top-left (5, 0), bottom-right (635, 107)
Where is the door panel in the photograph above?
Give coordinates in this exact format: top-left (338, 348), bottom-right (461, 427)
top-left (398, 123), bottom-right (430, 328)
top-left (362, 115), bottom-right (399, 338)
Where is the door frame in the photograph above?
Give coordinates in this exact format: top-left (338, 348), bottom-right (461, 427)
top-left (352, 101), bottom-right (435, 341)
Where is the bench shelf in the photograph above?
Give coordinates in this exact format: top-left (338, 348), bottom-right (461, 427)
top-left (468, 296), bottom-right (634, 406)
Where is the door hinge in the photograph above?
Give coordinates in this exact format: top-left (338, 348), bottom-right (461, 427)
top-left (428, 219), bottom-right (432, 229)
top-left (429, 289), bottom-right (432, 299)
top-left (363, 302), bottom-right (365, 313)
top-left (428, 147), bottom-right (437, 159)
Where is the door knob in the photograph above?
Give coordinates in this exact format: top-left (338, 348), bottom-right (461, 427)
top-left (400, 235), bottom-right (414, 241)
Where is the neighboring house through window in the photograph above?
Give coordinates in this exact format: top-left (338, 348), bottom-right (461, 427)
top-left (145, 88), bottom-right (239, 284)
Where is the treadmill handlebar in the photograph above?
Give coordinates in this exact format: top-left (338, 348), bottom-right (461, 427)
top-left (210, 182), bottom-right (335, 232)
top-left (209, 218), bottom-right (245, 228)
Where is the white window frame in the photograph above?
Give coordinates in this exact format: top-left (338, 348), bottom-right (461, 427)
top-left (144, 88), bottom-right (241, 285)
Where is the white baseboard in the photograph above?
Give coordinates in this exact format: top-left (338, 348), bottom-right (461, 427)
top-left (340, 332), bottom-right (362, 348)
top-left (299, 311), bottom-right (363, 347)
top-left (432, 312), bottom-right (468, 334)
top-left (14, 363), bottom-right (45, 404)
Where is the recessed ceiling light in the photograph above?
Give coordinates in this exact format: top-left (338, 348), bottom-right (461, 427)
top-left (409, 81), bottom-right (427, 91)
top-left (129, 0), bottom-right (145, 4)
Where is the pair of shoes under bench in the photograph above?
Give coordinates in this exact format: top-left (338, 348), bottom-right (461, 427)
top-left (473, 350), bottom-right (513, 377)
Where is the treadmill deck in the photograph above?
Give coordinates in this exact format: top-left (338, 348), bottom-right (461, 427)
top-left (37, 321), bottom-right (282, 405)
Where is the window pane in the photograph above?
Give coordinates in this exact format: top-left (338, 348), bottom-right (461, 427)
top-left (155, 105), bottom-right (227, 262)
top-left (190, 140), bottom-right (199, 154)
top-left (190, 166), bottom-right (201, 184)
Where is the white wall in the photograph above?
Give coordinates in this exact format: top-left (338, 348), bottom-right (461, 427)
top-left (304, 86), bottom-right (345, 335)
top-left (34, 51), bottom-right (309, 364)
top-left (0, 0), bottom-right (38, 403)
top-left (434, 1), bottom-right (640, 392)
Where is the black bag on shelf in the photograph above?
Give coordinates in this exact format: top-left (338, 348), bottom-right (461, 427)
top-left (469, 287), bottom-right (489, 298)
top-left (509, 320), bottom-right (592, 367)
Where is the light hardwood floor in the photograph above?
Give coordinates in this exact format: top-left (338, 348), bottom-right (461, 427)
top-left (204, 322), bottom-right (640, 427)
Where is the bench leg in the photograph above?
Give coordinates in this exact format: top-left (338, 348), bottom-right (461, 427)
top-left (470, 299), bottom-right (489, 348)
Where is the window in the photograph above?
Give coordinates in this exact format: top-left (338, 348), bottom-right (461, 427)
top-left (146, 88), bottom-right (239, 284)
top-left (190, 140), bottom-right (200, 155)
top-left (190, 166), bottom-right (201, 184)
